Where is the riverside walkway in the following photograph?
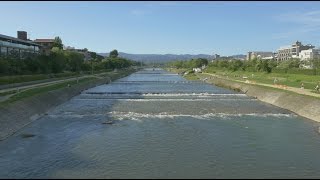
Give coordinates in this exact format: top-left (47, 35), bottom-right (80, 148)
top-left (198, 72), bottom-right (320, 98)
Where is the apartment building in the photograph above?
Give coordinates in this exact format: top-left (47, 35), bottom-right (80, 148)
top-left (277, 41), bottom-right (314, 61)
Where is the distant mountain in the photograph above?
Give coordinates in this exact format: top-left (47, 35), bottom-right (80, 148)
top-left (98, 52), bottom-right (217, 63)
top-left (231, 54), bottom-right (246, 60)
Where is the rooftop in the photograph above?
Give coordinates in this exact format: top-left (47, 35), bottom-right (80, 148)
top-left (34, 39), bottom-right (55, 43)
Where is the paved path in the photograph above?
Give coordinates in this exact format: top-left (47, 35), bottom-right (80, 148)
top-left (199, 72), bottom-right (320, 98)
top-left (0, 72), bottom-right (113, 103)
top-left (0, 72), bottom-right (111, 94)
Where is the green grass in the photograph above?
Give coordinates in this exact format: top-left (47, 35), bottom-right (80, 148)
top-left (204, 67), bottom-right (320, 90)
top-left (0, 90), bottom-right (17, 96)
top-left (197, 72), bottom-right (320, 99)
top-left (0, 68), bottom-right (136, 106)
top-left (1, 77), bottom-right (96, 105)
top-left (0, 72), bottom-right (78, 85)
top-left (183, 73), bottom-right (199, 80)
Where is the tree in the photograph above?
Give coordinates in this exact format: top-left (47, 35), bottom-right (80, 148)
top-left (49, 51), bottom-right (66, 73)
top-left (90, 52), bottom-right (97, 60)
top-left (109, 49), bottom-right (119, 58)
top-left (65, 51), bottom-right (84, 72)
top-left (53, 36), bottom-right (63, 50)
top-left (229, 60), bottom-right (243, 71)
top-left (0, 59), bottom-right (9, 74)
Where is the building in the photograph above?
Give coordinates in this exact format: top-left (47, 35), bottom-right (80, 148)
top-left (247, 51), bottom-right (274, 60)
top-left (17, 31), bottom-right (27, 41)
top-left (299, 48), bottom-right (320, 69)
top-left (193, 67), bottom-right (202, 73)
top-left (34, 39), bottom-right (55, 55)
top-left (0, 31), bottom-right (41, 58)
top-left (277, 41), bottom-right (314, 62)
top-left (299, 48), bottom-right (320, 61)
top-left (213, 54), bottom-right (220, 59)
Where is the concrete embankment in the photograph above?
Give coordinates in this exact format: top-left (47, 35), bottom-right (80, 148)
top-left (0, 70), bottom-right (135, 141)
top-left (205, 76), bottom-right (320, 123)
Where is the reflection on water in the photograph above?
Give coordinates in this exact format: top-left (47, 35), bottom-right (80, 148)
top-left (1, 68), bottom-right (320, 178)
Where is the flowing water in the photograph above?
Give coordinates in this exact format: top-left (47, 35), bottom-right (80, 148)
top-left (1, 68), bottom-right (320, 178)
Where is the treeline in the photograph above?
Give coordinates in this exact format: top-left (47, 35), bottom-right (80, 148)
top-left (208, 58), bottom-right (278, 73)
top-left (0, 49), bottom-right (139, 75)
top-left (208, 58), bottom-right (320, 73)
top-left (167, 58), bottom-right (209, 69)
top-left (167, 57), bottom-right (320, 74)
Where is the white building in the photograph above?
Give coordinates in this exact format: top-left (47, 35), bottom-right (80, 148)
top-left (299, 48), bottom-right (320, 69)
top-left (277, 41), bottom-right (314, 62)
top-left (247, 51), bottom-right (274, 60)
top-left (193, 68), bottom-right (202, 73)
top-left (299, 48), bottom-right (320, 61)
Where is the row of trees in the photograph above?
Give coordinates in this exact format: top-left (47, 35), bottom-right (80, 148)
top-left (167, 58), bottom-right (208, 69)
top-left (167, 57), bottom-right (320, 74)
top-left (209, 57), bottom-right (320, 73)
top-left (0, 48), bottom-right (138, 75)
top-left (208, 58), bottom-right (278, 73)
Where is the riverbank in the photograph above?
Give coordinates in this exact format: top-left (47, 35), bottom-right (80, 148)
top-left (0, 68), bottom-right (137, 141)
top-left (196, 73), bottom-right (320, 123)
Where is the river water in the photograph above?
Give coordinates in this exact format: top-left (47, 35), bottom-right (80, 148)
top-left (1, 68), bottom-right (320, 178)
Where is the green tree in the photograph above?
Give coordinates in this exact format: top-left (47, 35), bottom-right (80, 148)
top-left (65, 51), bottom-right (84, 72)
top-left (49, 50), bottom-right (66, 73)
top-left (229, 60), bottom-right (243, 71)
top-left (90, 52), bottom-right (97, 60)
top-left (109, 49), bottom-right (119, 58)
top-left (53, 36), bottom-right (63, 50)
top-left (0, 59), bottom-right (9, 74)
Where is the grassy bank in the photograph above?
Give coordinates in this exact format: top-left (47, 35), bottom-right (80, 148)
top-left (184, 72), bottom-right (200, 80)
top-left (0, 72), bottom-right (80, 85)
top-left (1, 77), bottom-right (96, 106)
top-left (0, 69), bottom-right (117, 86)
top-left (0, 68), bottom-right (136, 106)
top-left (205, 67), bottom-right (320, 91)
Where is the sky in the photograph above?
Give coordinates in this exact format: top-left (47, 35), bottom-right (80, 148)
top-left (1, 1), bottom-right (320, 56)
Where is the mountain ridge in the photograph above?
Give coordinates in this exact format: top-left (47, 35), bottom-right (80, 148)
top-left (98, 52), bottom-right (245, 63)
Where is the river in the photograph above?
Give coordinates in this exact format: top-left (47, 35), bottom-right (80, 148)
top-left (1, 68), bottom-right (320, 178)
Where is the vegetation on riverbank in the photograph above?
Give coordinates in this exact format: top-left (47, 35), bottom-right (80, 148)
top-left (0, 68), bottom-right (136, 106)
top-left (205, 68), bottom-right (320, 90)
top-left (0, 37), bottom-right (140, 85)
top-left (1, 77), bottom-right (96, 105)
top-left (166, 57), bottom-right (320, 92)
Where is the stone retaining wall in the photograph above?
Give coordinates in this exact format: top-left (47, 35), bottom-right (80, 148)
top-left (0, 71), bottom-right (134, 140)
top-left (208, 77), bottom-right (320, 123)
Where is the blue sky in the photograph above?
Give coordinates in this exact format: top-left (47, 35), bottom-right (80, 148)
top-left (1, 1), bottom-right (320, 56)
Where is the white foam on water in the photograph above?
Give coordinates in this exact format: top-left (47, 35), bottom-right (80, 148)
top-left (123, 99), bottom-right (256, 102)
top-left (107, 111), bottom-right (297, 121)
top-left (47, 114), bottom-right (88, 118)
top-left (142, 93), bottom-right (247, 97)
